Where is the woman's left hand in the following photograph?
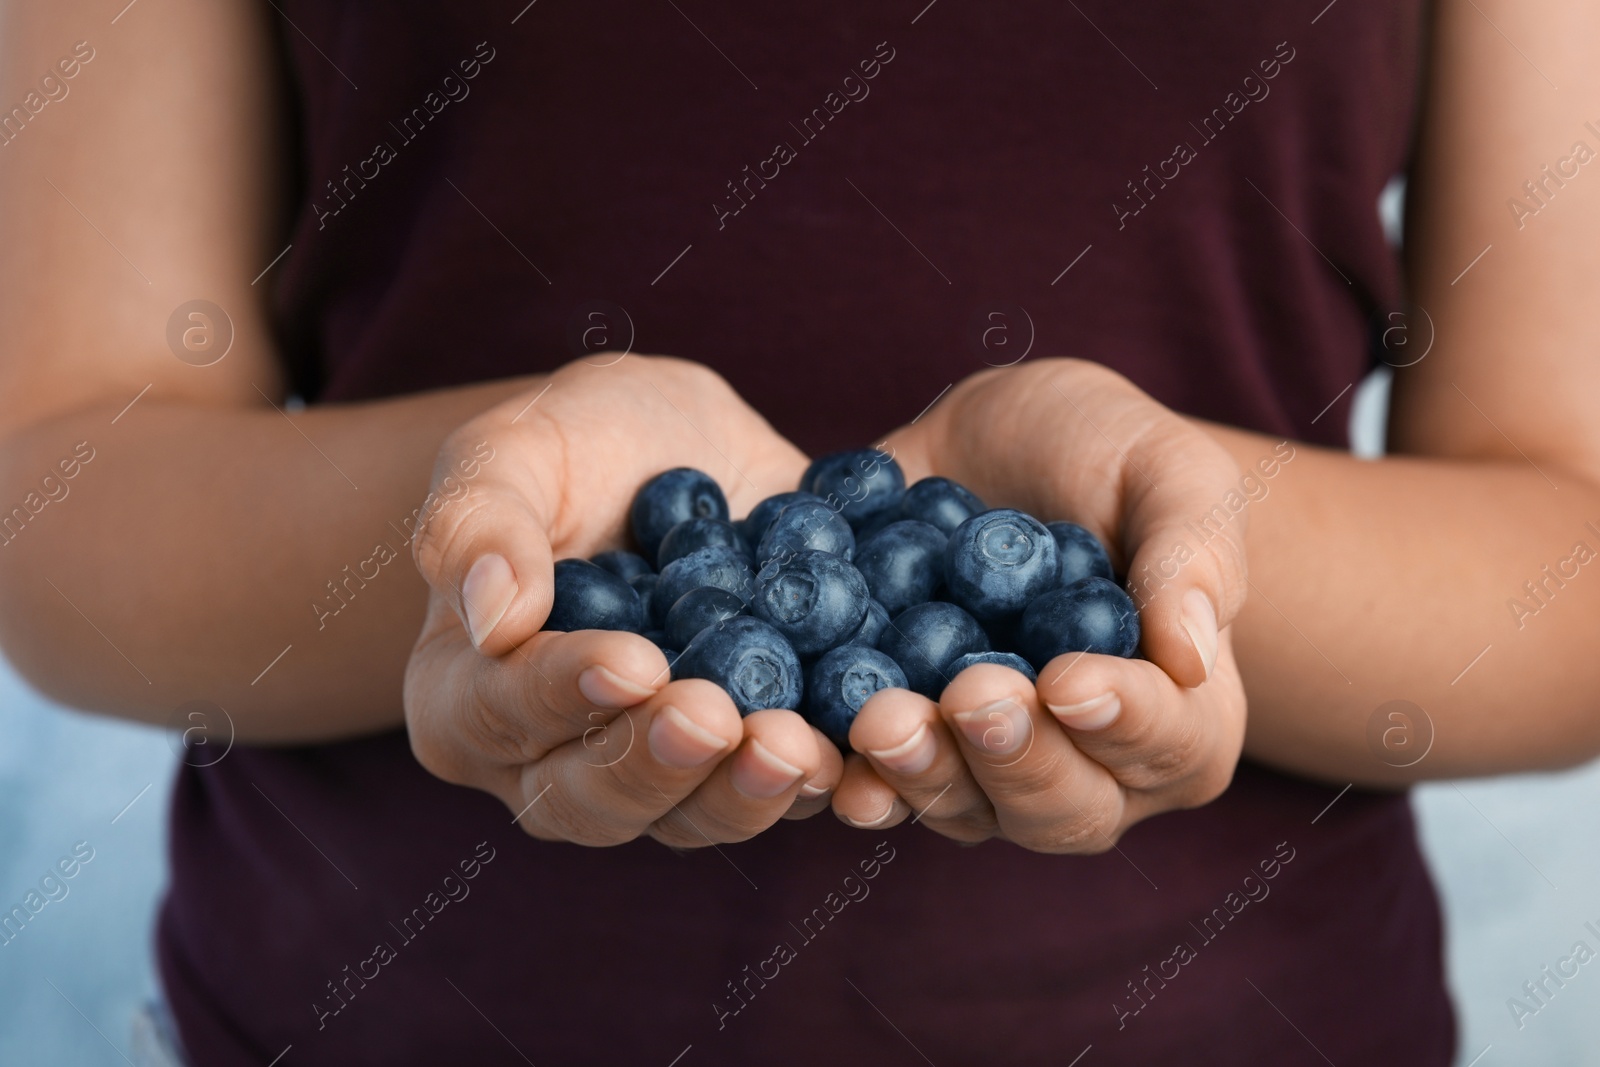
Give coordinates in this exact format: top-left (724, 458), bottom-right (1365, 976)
top-left (830, 359), bottom-right (1252, 851)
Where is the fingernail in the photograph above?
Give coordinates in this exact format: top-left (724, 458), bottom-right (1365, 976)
top-left (647, 705), bottom-right (730, 769)
top-left (842, 802), bottom-right (897, 829)
top-left (952, 699), bottom-right (1031, 756)
top-left (1047, 692), bottom-right (1122, 731)
top-left (462, 554), bottom-right (517, 650)
top-left (798, 782), bottom-right (828, 798)
top-left (730, 740), bottom-right (805, 799)
top-left (579, 665), bottom-right (656, 708)
top-left (1181, 588), bottom-right (1218, 681)
top-left (867, 723), bottom-right (937, 775)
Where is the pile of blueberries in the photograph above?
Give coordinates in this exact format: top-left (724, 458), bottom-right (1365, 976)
top-left (546, 449), bottom-right (1139, 749)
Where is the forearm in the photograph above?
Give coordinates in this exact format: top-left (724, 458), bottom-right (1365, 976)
top-left (1201, 423), bottom-right (1600, 785)
top-left (0, 377), bottom-right (531, 742)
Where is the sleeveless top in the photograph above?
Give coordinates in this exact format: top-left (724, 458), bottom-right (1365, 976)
top-left (158, 2), bottom-right (1453, 1062)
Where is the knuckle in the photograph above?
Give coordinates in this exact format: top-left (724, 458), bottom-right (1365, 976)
top-left (991, 744), bottom-right (1075, 801)
top-left (603, 756), bottom-right (679, 818)
top-left (924, 811), bottom-right (999, 844)
top-left (1175, 750), bottom-right (1237, 809)
top-left (1105, 707), bottom-right (1205, 792)
top-left (459, 671), bottom-right (541, 765)
top-left (684, 802), bottom-right (774, 845)
top-left (410, 484), bottom-right (498, 583)
top-left (1024, 795), bottom-right (1122, 854)
top-left (403, 725), bottom-right (472, 790)
top-left (904, 781), bottom-right (994, 831)
top-left (648, 821), bottom-right (712, 850)
top-left (536, 785), bottom-right (637, 846)
top-left (663, 356), bottom-right (732, 393)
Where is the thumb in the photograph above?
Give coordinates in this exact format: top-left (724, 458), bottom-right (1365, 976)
top-left (410, 431), bottom-right (556, 657)
top-left (1119, 430), bottom-right (1249, 689)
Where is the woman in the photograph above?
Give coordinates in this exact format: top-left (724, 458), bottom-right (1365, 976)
top-left (2, 0), bottom-right (1595, 1063)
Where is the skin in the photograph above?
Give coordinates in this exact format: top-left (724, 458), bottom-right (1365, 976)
top-left (2, 0), bottom-right (1598, 854)
top-left (823, 362), bottom-right (1248, 845)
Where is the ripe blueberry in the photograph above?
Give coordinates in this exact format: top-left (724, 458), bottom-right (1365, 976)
top-left (590, 549), bottom-right (653, 582)
top-left (853, 520), bottom-right (947, 616)
top-left (1046, 521), bottom-right (1115, 586)
top-left (751, 550), bottom-right (870, 657)
top-left (657, 517), bottom-right (750, 568)
top-left (756, 500), bottom-right (854, 565)
top-left (651, 545), bottom-right (756, 621)
top-left (843, 598), bottom-right (891, 648)
top-left (1016, 576), bottom-right (1141, 667)
top-left (899, 477), bottom-right (986, 534)
top-left (664, 586), bottom-right (747, 650)
top-left (804, 645), bottom-right (908, 748)
top-left (944, 509), bottom-right (1059, 623)
top-left (802, 449), bottom-right (906, 531)
top-left (673, 616), bottom-right (802, 714)
top-left (544, 559), bottom-right (646, 634)
top-left (628, 573), bottom-right (663, 627)
top-left (948, 650), bottom-right (1038, 684)
top-left (740, 491), bottom-right (823, 549)
top-left (630, 468), bottom-right (728, 565)
top-left (877, 601), bottom-right (989, 698)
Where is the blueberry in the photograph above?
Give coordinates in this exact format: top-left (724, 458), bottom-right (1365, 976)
top-left (544, 559), bottom-right (645, 633)
top-left (1046, 521), bottom-right (1115, 586)
top-left (804, 645), bottom-right (908, 748)
top-left (843, 599), bottom-right (891, 648)
top-left (877, 601), bottom-right (989, 698)
top-left (673, 616), bottom-right (802, 714)
top-left (853, 520), bottom-right (947, 616)
top-left (651, 545), bottom-right (756, 621)
top-left (630, 468), bottom-right (728, 565)
top-left (642, 628), bottom-right (674, 651)
top-left (948, 650), bottom-right (1038, 684)
top-left (740, 491), bottom-right (823, 549)
top-left (1016, 576), bottom-right (1141, 667)
top-left (900, 477), bottom-right (986, 535)
top-left (750, 550), bottom-right (870, 656)
top-left (662, 647), bottom-right (681, 672)
top-left (657, 517), bottom-right (749, 568)
top-left (849, 507), bottom-right (901, 543)
top-left (944, 509), bottom-right (1059, 623)
top-left (628, 572), bottom-right (663, 627)
top-left (590, 549), bottom-right (654, 582)
top-left (802, 449), bottom-right (906, 531)
top-left (664, 586), bottom-right (747, 650)
top-left (755, 500), bottom-right (855, 565)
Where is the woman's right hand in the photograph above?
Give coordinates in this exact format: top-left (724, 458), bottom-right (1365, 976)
top-left (403, 356), bottom-right (840, 846)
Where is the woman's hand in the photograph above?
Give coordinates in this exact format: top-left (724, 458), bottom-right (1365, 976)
top-left (831, 359), bottom-right (1250, 851)
top-left (404, 356), bottom-right (842, 846)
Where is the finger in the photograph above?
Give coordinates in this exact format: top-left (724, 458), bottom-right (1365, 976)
top-left (846, 687), bottom-right (995, 841)
top-left (649, 710), bottom-right (823, 847)
top-left (831, 756), bottom-right (914, 831)
top-left (463, 628), bottom-right (670, 764)
top-left (1118, 419), bottom-right (1250, 688)
top-left (1035, 641), bottom-right (1244, 803)
top-left (783, 726), bottom-right (847, 820)
top-left (410, 415), bottom-right (563, 657)
top-left (514, 678), bottom-right (745, 845)
top-left (938, 663), bottom-right (1125, 853)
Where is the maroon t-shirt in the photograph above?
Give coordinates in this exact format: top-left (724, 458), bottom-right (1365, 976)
top-left (160, 2), bottom-right (1453, 1063)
